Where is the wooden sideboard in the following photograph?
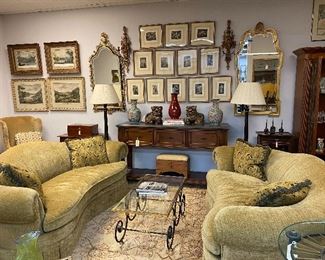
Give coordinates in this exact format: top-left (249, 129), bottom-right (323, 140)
top-left (117, 122), bottom-right (230, 185)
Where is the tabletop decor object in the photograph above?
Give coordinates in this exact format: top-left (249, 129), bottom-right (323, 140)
top-left (145, 106), bottom-right (163, 125)
top-left (128, 99), bottom-right (141, 123)
top-left (184, 106), bottom-right (204, 125)
top-left (168, 93), bottom-right (181, 119)
top-left (208, 99), bottom-right (223, 126)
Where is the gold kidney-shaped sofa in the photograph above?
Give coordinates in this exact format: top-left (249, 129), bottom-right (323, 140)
top-left (0, 140), bottom-right (129, 260)
top-left (202, 146), bottom-right (325, 260)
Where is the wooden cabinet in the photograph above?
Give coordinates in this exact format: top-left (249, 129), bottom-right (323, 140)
top-left (293, 47), bottom-right (325, 160)
top-left (256, 131), bottom-right (296, 152)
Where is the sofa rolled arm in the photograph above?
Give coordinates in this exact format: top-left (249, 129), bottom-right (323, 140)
top-left (0, 185), bottom-right (44, 224)
top-left (212, 146), bottom-right (234, 171)
top-left (106, 140), bottom-right (128, 162)
top-left (214, 204), bottom-right (322, 251)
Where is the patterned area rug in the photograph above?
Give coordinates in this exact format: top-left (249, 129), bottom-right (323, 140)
top-left (72, 187), bottom-right (207, 259)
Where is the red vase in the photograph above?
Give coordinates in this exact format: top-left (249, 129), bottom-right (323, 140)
top-left (168, 93), bottom-right (181, 119)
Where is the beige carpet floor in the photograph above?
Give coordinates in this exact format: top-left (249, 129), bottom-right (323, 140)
top-left (72, 187), bottom-right (207, 259)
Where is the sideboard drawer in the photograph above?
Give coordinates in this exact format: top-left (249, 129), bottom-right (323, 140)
top-left (155, 129), bottom-right (186, 148)
top-left (188, 129), bottom-right (227, 149)
top-left (119, 127), bottom-right (154, 146)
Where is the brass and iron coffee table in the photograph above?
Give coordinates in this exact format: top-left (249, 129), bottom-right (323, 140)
top-left (112, 174), bottom-right (186, 249)
top-left (278, 220), bottom-right (325, 259)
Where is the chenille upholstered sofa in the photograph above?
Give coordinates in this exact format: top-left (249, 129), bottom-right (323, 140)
top-left (202, 146), bottom-right (325, 260)
top-left (0, 140), bottom-right (129, 260)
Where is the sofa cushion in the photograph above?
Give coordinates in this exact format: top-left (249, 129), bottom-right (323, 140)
top-left (42, 161), bottom-right (127, 232)
top-left (0, 163), bottom-right (46, 209)
top-left (247, 179), bottom-right (312, 207)
top-left (15, 131), bottom-right (42, 145)
top-left (65, 136), bottom-right (109, 169)
top-left (233, 139), bottom-right (271, 181)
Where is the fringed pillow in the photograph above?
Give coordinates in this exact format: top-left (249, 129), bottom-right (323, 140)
top-left (15, 131), bottom-right (42, 145)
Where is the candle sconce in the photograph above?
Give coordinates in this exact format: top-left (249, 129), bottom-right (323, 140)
top-left (221, 20), bottom-right (236, 70)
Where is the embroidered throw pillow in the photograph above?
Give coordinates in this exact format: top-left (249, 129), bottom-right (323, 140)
top-left (233, 139), bottom-right (271, 181)
top-left (0, 163), bottom-right (46, 210)
top-left (15, 131), bottom-right (42, 145)
top-left (65, 135), bottom-right (109, 169)
top-left (246, 179), bottom-right (312, 207)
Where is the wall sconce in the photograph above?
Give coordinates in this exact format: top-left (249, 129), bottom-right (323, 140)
top-left (221, 20), bottom-right (236, 70)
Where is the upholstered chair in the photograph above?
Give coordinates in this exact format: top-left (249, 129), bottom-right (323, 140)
top-left (0, 116), bottom-right (42, 150)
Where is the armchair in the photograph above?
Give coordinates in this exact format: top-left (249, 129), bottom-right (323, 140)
top-left (0, 116), bottom-right (42, 151)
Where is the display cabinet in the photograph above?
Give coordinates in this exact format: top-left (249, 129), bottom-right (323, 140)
top-left (293, 47), bottom-right (325, 160)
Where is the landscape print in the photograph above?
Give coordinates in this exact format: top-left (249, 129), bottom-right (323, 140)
top-left (51, 47), bottom-right (75, 68)
top-left (18, 83), bottom-right (43, 104)
top-left (53, 82), bottom-right (80, 103)
top-left (14, 49), bottom-right (38, 69)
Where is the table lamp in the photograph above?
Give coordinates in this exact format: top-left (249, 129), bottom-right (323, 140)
top-left (90, 84), bottom-right (119, 140)
top-left (231, 82), bottom-right (266, 141)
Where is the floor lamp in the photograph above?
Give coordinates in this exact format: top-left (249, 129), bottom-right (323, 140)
top-left (90, 84), bottom-right (119, 140)
top-left (230, 82), bottom-right (266, 141)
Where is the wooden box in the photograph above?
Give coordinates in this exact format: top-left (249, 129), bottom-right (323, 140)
top-left (156, 154), bottom-right (189, 178)
top-left (67, 124), bottom-right (98, 137)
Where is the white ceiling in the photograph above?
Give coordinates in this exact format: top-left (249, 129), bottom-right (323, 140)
top-left (0, 0), bottom-right (185, 15)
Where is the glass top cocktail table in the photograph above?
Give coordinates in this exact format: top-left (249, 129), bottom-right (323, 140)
top-left (112, 174), bottom-right (186, 250)
top-left (278, 220), bottom-right (325, 259)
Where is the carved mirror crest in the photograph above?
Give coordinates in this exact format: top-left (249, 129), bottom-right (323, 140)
top-left (235, 22), bottom-right (283, 116)
top-left (89, 28), bottom-right (131, 114)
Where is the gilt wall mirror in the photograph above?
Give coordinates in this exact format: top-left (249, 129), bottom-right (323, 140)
top-left (235, 22), bottom-right (283, 116)
top-left (89, 28), bottom-right (131, 113)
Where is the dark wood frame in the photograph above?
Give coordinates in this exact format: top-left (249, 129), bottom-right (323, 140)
top-left (44, 41), bottom-right (81, 74)
top-left (7, 43), bottom-right (42, 75)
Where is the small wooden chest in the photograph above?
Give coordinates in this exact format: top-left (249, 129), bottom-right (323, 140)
top-left (67, 124), bottom-right (98, 137)
top-left (156, 154), bottom-right (189, 178)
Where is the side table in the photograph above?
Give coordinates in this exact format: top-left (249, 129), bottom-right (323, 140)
top-left (256, 131), bottom-right (296, 152)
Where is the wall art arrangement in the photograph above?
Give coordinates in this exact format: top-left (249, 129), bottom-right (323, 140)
top-left (130, 21), bottom-right (232, 104)
top-left (311, 0), bottom-right (325, 41)
top-left (7, 41), bottom-right (85, 112)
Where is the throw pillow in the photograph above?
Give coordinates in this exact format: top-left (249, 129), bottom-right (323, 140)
top-left (246, 179), bottom-right (312, 207)
top-left (0, 163), bottom-right (46, 210)
top-left (233, 138), bottom-right (271, 181)
top-left (15, 131), bottom-right (42, 145)
top-left (65, 135), bottom-right (109, 169)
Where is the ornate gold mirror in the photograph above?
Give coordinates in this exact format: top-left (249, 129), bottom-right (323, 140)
top-left (89, 28), bottom-right (131, 114)
top-left (235, 22), bottom-right (283, 116)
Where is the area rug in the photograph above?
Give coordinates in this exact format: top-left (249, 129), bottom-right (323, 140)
top-left (72, 187), bottom-right (207, 259)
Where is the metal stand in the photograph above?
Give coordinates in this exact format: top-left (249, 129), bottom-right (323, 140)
top-left (114, 190), bottom-right (186, 250)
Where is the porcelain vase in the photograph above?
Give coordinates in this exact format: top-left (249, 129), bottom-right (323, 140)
top-left (128, 99), bottom-right (141, 123)
top-left (16, 231), bottom-right (43, 260)
top-left (208, 99), bottom-right (223, 125)
top-left (168, 93), bottom-right (181, 119)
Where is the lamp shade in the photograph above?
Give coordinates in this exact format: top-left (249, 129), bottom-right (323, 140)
top-left (230, 82), bottom-right (266, 105)
top-left (90, 84), bottom-right (119, 105)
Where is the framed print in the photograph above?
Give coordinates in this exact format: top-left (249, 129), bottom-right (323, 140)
top-left (166, 78), bottom-right (187, 102)
top-left (127, 79), bottom-right (145, 103)
top-left (177, 49), bottom-right (198, 75)
top-left (44, 41), bottom-right (81, 74)
top-left (155, 50), bottom-right (175, 76)
top-left (200, 47), bottom-right (220, 74)
top-left (11, 78), bottom-right (48, 112)
top-left (312, 0), bottom-right (325, 40)
top-left (188, 77), bottom-right (209, 102)
top-left (133, 50), bottom-right (153, 76)
top-left (211, 76), bottom-right (232, 102)
top-left (190, 21), bottom-right (215, 46)
top-left (7, 43), bottom-right (42, 75)
top-left (165, 23), bottom-right (189, 47)
top-left (146, 78), bottom-right (165, 102)
top-left (139, 24), bottom-right (163, 48)
top-left (48, 77), bottom-right (86, 111)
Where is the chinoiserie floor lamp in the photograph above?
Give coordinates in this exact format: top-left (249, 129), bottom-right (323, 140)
top-left (230, 82), bottom-right (266, 141)
top-left (90, 84), bottom-right (119, 140)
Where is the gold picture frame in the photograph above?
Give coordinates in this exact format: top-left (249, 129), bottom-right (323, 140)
top-left (139, 24), bottom-right (163, 48)
top-left (166, 78), bottom-right (187, 102)
top-left (11, 78), bottom-right (48, 111)
top-left (312, 0), bottom-right (325, 41)
top-left (155, 50), bottom-right (175, 76)
top-left (44, 41), bottom-right (81, 74)
top-left (146, 78), bottom-right (165, 102)
top-left (188, 77), bottom-right (209, 102)
top-left (133, 50), bottom-right (153, 76)
top-left (177, 49), bottom-right (198, 75)
top-left (190, 21), bottom-right (215, 46)
top-left (48, 77), bottom-right (86, 111)
top-left (211, 76), bottom-right (232, 102)
top-left (127, 78), bottom-right (145, 103)
top-left (200, 47), bottom-right (220, 74)
top-left (7, 43), bottom-right (42, 75)
top-left (165, 23), bottom-right (189, 47)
